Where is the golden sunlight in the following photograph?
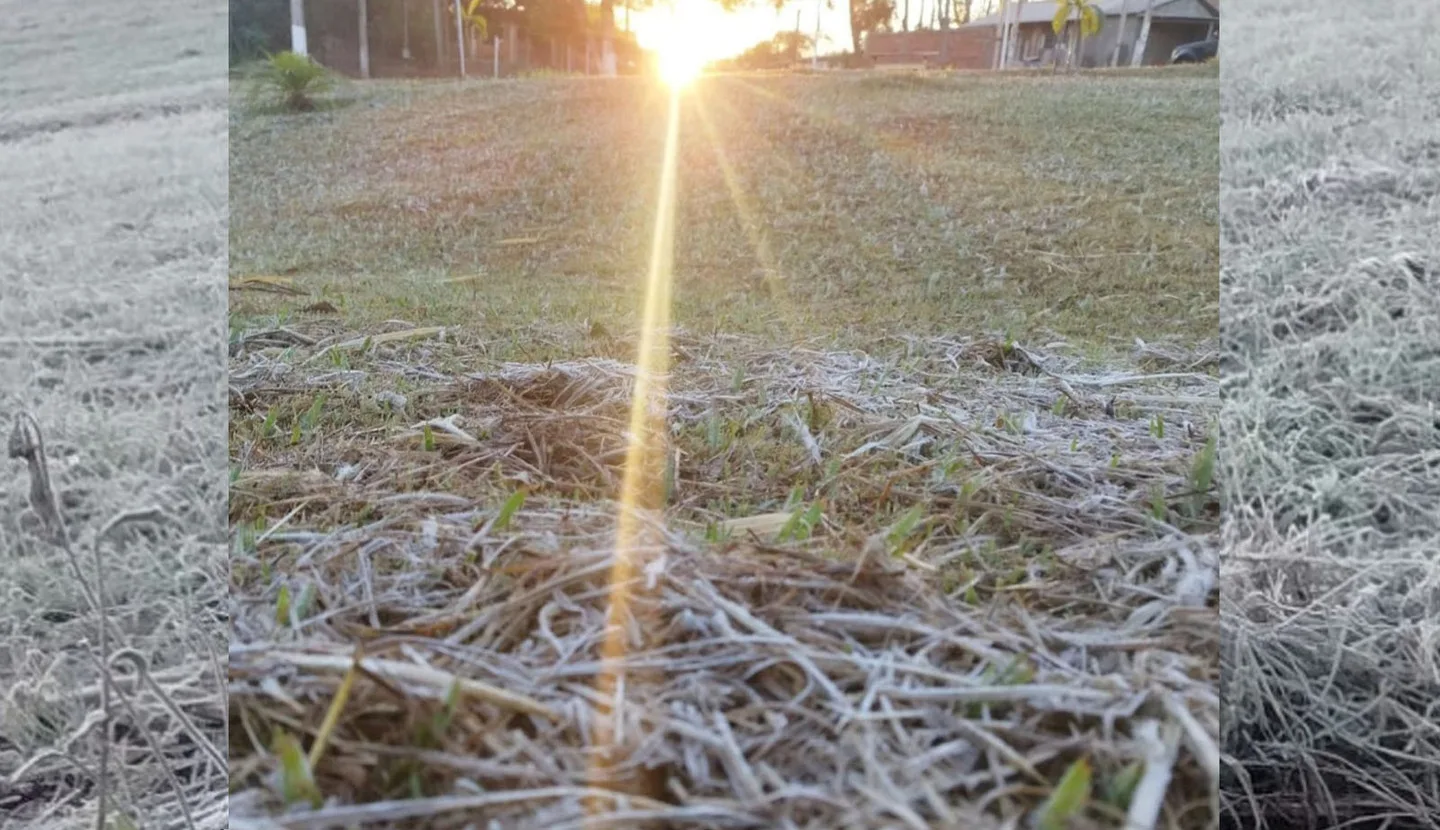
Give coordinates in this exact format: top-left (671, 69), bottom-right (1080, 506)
top-left (641, 0), bottom-right (721, 87)
top-left (657, 41), bottom-right (705, 87)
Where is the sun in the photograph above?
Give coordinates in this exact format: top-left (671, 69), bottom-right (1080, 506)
top-left (643, 0), bottom-right (714, 88)
top-left (657, 40), bottom-right (705, 88)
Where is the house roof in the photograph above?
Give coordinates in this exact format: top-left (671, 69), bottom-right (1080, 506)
top-left (966, 0), bottom-right (1217, 28)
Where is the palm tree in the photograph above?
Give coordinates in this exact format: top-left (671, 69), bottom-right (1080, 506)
top-left (1050, 0), bottom-right (1099, 71)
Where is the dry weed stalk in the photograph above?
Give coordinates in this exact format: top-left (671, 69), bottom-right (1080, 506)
top-left (8, 411), bottom-right (109, 830)
top-left (5, 412), bottom-right (206, 830)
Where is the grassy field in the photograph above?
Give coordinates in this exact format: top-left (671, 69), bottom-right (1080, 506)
top-left (231, 67), bottom-right (1218, 355)
top-left (1220, 0), bottom-right (1440, 827)
top-left (229, 68), bottom-right (1220, 829)
top-left (0, 1), bottom-right (229, 828)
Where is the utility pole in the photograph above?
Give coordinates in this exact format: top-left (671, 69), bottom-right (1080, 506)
top-left (794, 8), bottom-right (802, 62)
top-left (290, 0), bottom-right (307, 55)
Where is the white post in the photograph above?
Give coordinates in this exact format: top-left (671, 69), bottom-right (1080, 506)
top-left (454, 0), bottom-right (466, 76)
top-left (1009, 0), bottom-right (1026, 65)
top-left (290, 0), bottom-right (308, 55)
top-left (358, 0), bottom-right (370, 78)
top-left (433, 0), bottom-right (444, 62)
top-left (1111, 3), bottom-right (1128, 66)
top-left (402, 0), bottom-right (412, 59)
top-left (1131, 0), bottom-right (1154, 67)
top-left (494, 35), bottom-right (501, 77)
top-left (812, 0), bottom-right (821, 69)
top-left (992, 0), bottom-right (1006, 68)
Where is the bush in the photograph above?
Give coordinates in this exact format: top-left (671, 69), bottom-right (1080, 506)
top-left (249, 51), bottom-right (335, 112)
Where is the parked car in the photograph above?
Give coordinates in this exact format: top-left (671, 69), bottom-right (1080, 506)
top-left (1170, 37), bottom-right (1218, 64)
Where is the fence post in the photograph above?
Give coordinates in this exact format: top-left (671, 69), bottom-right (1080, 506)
top-left (358, 0), bottom-right (370, 78)
top-left (454, 0), bottom-right (466, 77)
top-left (494, 36), bottom-right (500, 77)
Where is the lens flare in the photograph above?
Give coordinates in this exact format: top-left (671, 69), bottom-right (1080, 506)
top-left (648, 1), bottom-right (709, 88)
top-left (657, 45), bottom-right (704, 88)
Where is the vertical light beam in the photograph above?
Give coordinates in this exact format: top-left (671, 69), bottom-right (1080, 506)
top-left (586, 85), bottom-right (683, 811)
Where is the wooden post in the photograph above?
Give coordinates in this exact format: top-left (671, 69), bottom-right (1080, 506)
top-left (358, 0), bottom-right (370, 78)
top-left (290, 0), bottom-right (308, 55)
top-left (494, 36), bottom-right (500, 76)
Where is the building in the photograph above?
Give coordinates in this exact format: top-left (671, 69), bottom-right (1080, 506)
top-left (866, 28), bottom-right (996, 70)
top-left (970, 0), bottom-right (1218, 68)
top-left (866, 0), bottom-right (1216, 70)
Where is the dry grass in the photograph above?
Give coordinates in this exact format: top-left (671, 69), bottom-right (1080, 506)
top-left (229, 69), bottom-right (1219, 828)
top-left (0, 1), bottom-right (229, 828)
top-left (1220, 0), bottom-right (1440, 827)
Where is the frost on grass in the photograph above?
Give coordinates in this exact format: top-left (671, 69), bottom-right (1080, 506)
top-left (228, 323), bottom-right (1219, 829)
top-left (1221, 0), bottom-right (1440, 825)
top-left (0, 1), bottom-right (229, 827)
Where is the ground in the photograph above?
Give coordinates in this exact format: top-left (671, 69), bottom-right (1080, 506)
top-left (1220, 0), bottom-right (1440, 826)
top-left (229, 67), bottom-right (1220, 828)
top-left (0, 1), bottom-right (229, 828)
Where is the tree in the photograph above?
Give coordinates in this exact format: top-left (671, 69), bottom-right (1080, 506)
top-left (848, 0), bottom-right (896, 56)
top-left (773, 30), bottom-right (815, 61)
top-left (719, 31), bottom-right (816, 69)
top-left (1130, 0), bottom-right (1154, 67)
top-left (1050, 0), bottom-right (1098, 70)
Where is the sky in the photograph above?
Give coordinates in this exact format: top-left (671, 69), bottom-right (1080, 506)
top-left (624, 0), bottom-right (1007, 63)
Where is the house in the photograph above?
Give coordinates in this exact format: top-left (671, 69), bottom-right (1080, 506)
top-left (969, 0), bottom-right (1218, 68)
top-left (865, 28), bottom-right (996, 70)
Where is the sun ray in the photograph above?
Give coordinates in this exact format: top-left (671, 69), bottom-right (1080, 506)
top-left (691, 91), bottom-right (808, 341)
top-left (586, 84), bottom-right (683, 807)
top-left (727, 75), bottom-right (935, 169)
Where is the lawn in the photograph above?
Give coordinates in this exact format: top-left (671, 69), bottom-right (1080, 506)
top-left (0, 0), bottom-right (229, 828)
top-left (1219, 0), bottom-right (1440, 827)
top-left (229, 67), bottom-right (1220, 829)
top-left (230, 67), bottom-right (1218, 355)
